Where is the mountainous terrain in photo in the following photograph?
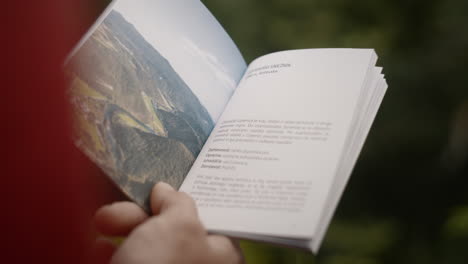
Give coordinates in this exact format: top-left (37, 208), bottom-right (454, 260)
top-left (68, 10), bottom-right (214, 208)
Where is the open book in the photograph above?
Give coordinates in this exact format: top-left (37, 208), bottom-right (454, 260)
top-left (66, 0), bottom-right (387, 253)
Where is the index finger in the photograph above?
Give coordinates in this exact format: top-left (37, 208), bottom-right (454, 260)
top-left (94, 201), bottom-right (149, 236)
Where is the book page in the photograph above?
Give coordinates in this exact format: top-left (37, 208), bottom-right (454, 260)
top-left (65, 0), bottom-right (246, 208)
top-left (180, 49), bottom-right (376, 239)
top-left (311, 73), bottom-right (387, 251)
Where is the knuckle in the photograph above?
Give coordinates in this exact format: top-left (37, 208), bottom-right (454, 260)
top-left (177, 216), bottom-right (204, 236)
top-left (178, 192), bottom-right (196, 206)
top-left (207, 236), bottom-right (244, 264)
top-left (132, 218), bottom-right (165, 239)
top-left (131, 223), bottom-right (153, 240)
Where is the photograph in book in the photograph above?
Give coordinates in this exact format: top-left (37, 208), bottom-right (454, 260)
top-left (66, 0), bottom-right (246, 208)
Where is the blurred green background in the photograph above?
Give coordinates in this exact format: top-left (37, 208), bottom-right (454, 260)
top-left (87, 0), bottom-right (468, 263)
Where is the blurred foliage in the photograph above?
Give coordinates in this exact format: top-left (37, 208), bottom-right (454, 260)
top-left (91, 0), bottom-right (468, 263)
top-left (200, 0), bottom-right (468, 263)
top-left (443, 206), bottom-right (468, 237)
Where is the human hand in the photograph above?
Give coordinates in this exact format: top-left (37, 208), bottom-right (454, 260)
top-left (93, 182), bottom-right (244, 264)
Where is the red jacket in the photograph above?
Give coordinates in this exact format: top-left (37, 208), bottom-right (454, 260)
top-left (3, 1), bottom-right (106, 263)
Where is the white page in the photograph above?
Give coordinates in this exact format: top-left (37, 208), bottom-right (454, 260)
top-left (180, 49), bottom-right (377, 239)
top-left (311, 71), bottom-right (387, 252)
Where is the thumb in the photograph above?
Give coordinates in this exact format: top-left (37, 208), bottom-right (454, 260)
top-left (150, 182), bottom-right (198, 218)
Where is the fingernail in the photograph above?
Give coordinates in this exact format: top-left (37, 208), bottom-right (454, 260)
top-left (156, 182), bottom-right (174, 192)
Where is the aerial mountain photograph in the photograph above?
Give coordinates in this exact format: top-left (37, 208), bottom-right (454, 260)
top-left (68, 9), bottom-right (214, 208)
